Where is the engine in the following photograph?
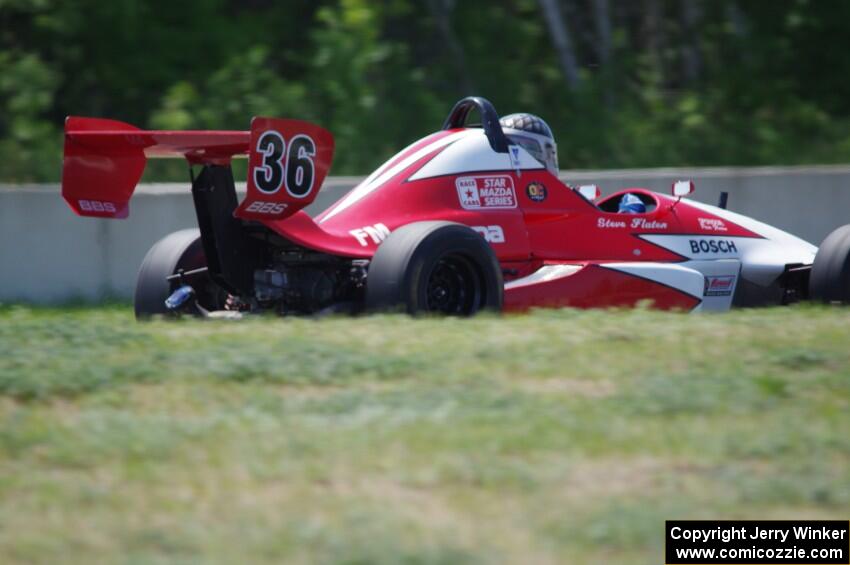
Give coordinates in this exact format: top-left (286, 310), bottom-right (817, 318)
top-left (252, 251), bottom-right (367, 314)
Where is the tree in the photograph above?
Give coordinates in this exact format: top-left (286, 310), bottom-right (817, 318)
top-left (680, 0), bottom-right (702, 83)
top-left (426, 0), bottom-right (474, 94)
top-left (537, 0), bottom-right (580, 89)
top-left (591, 0), bottom-right (612, 66)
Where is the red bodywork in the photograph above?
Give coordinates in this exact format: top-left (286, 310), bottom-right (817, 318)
top-left (62, 115), bottom-right (766, 312)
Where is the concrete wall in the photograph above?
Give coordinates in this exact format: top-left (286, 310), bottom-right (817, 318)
top-left (2, 166), bottom-right (849, 303)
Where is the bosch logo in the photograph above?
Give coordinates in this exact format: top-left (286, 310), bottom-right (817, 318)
top-left (689, 239), bottom-right (738, 254)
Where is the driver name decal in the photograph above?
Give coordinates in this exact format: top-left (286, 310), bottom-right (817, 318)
top-left (456, 175), bottom-right (517, 210)
top-left (597, 217), bottom-right (668, 230)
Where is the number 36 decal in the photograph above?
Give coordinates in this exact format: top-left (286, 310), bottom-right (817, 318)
top-left (253, 130), bottom-right (317, 198)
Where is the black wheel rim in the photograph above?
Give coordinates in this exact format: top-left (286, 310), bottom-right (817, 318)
top-left (424, 254), bottom-right (483, 315)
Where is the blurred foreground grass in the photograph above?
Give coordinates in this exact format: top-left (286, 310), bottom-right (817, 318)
top-left (0, 304), bottom-right (848, 564)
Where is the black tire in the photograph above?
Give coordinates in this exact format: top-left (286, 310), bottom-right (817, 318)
top-left (365, 221), bottom-right (503, 315)
top-left (134, 229), bottom-right (224, 319)
top-left (809, 224), bottom-right (850, 304)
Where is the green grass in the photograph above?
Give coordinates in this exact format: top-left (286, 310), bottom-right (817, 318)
top-left (0, 304), bottom-right (848, 564)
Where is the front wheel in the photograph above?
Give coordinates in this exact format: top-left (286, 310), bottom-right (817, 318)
top-left (134, 229), bottom-right (226, 319)
top-left (365, 221), bottom-right (503, 315)
top-left (809, 224), bottom-right (850, 304)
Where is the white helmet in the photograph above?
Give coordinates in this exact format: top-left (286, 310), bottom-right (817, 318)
top-left (499, 113), bottom-right (559, 175)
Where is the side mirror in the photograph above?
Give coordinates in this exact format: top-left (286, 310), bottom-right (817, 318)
top-left (577, 184), bottom-right (601, 201)
top-left (672, 180), bottom-right (695, 197)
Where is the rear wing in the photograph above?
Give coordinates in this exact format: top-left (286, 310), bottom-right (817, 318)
top-left (61, 116), bottom-right (334, 220)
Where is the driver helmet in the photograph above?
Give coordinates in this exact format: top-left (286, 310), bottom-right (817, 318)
top-left (499, 113), bottom-right (559, 175)
top-left (618, 193), bottom-right (646, 214)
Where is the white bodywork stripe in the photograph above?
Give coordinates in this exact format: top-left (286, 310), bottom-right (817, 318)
top-left (640, 234), bottom-right (760, 260)
top-left (640, 234), bottom-right (783, 286)
top-left (505, 262), bottom-right (704, 310)
top-left (600, 262), bottom-right (705, 300)
top-left (408, 130), bottom-right (543, 181)
top-left (641, 210), bottom-right (816, 287)
top-left (685, 199), bottom-right (817, 255)
top-left (504, 264), bottom-right (582, 289)
top-left (320, 130), bottom-right (474, 222)
top-left (682, 199), bottom-right (817, 286)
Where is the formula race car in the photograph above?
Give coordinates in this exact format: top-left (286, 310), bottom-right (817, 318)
top-left (61, 96), bottom-right (850, 318)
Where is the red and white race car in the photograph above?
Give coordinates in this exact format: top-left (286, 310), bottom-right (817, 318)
top-left (61, 97), bottom-right (850, 317)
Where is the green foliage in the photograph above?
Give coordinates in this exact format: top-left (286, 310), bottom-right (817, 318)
top-left (3, 0), bottom-right (850, 181)
top-left (151, 47), bottom-right (311, 131)
top-left (0, 51), bottom-right (60, 180)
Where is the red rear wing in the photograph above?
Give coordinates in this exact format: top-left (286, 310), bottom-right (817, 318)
top-left (61, 116), bottom-right (334, 220)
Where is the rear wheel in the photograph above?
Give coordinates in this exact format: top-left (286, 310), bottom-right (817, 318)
top-left (134, 229), bottom-right (226, 319)
top-left (365, 221), bottom-right (503, 315)
top-left (809, 224), bottom-right (850, 304)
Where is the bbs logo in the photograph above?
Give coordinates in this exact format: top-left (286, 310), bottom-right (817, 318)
top-left (78, 199), bottom-right (117, 213)
top-left (246, 201), bottom-right (287, 215)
